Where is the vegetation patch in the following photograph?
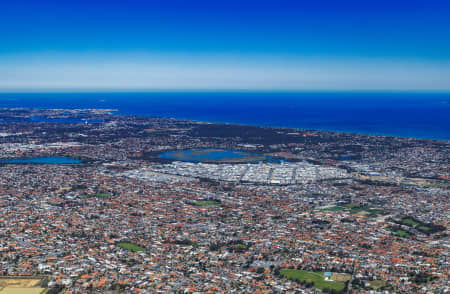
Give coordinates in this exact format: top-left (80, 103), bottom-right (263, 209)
top-left (280, 269), bottom-right (346, 292)
top-left (344, 203), bottom-right (360, 209)
top-left (82, 192), bottom-right (111, 199)
top-left (321, 204), bottom-right (384, 217)
top-left (369, 280), bottom-right (387, 290)
top-left (352, 278), bottom-right (392, 291)
top-left (418, 225), bottom-right (431, 232)
top-left (343, 203), bottom-right (385, 217)
top-left (191, 199), bottom-right (221, 206)
top-left (400, 217), bottom-right (419, 226)
top-left (321, 206), bottom-right (346, 212)
top-left (230, 243), bottom-right (247, 251)
top-left (165, 239), bottom-right (198, 247)
top-left (196, 200), bottom-right (220, 206)
top-left (92, 192), bottom-right (111, 198)
top-left (387, 226), bottom-right (412, 238)
top-left (408, 272), bottom-right (438, 285)
top-left (117, 242), bottom-right (146, 252)
top-left (422, 181), bottom-right (449, 189)
top-left (350, 206), bottom-right (372, 214)
top-left (395, 216), bottom-right (445, 235)
top-left (209, 239), bottom-right (251, 252)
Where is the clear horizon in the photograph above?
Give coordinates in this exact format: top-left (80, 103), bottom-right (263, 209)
top-left (1, 89), bottom-right (450, 94)
top-left (2, 0), bottom-right (450, 91)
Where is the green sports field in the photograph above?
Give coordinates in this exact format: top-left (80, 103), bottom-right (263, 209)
top-left (280, 269), bottom-right (346, 291)
top-left (117, 242), bottom-right (146, 252)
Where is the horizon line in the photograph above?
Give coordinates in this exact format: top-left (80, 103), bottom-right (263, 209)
top-left (1, 89), bottom-right (450, 94)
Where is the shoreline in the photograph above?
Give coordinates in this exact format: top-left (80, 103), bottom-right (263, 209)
top-left (0, 105), bottom-right (449, 142)
top-left (0, 91), bottom-right (449, 141)
top-left (116, 110), bottom-right (450, 142)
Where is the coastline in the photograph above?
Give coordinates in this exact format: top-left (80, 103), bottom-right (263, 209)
top-left (145, 116), bottom-right (450, 142)
top-left (0, 92), bottom-right (449, 141)
top-left (115, 110), bottom-right (450, 142)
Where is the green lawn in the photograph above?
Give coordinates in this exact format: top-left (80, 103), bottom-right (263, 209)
top-left (401, 217), bottom-right (419, 226)
top-left (397, 217), bottom-right (444, 235)
top-left (82, 192), bottom-right (111, 199)
top-left (324, 204), bottom-right (383, 217)
top-left (396, 229), bottom-right (411, 238)
top-left (231, 244), bottom-right (247, 250)
top-left (321, 206), bottom-right (346, 212)
top-left (117, 242), bottom-right (146, 252)
top-left (349, 205), bottom-right (374, 214)
top-left (344, 203), bottom-right (360, 209)
top-left (424, 182), bottom-right (449, 189)
top-left (346, 205), bottom-right (384, 216)
top-left (280, 269), bottom-right (346, 292)
top-left (194, 200), bottom-right (221, 206)
top-left (388, 227), bottom-right (411, 238)
top-left (369, 280), bottom-right (387, 290)
top-left (93, 193), bottom-right (111, 198)
top-left (418, 225), bottom-right (431, 232)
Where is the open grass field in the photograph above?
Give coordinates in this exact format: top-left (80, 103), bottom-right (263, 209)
top-left (349, 205), bottom-right (370, 214)
top-left (324, 203), bottom-right (384, 215)
top-left (0, 279), bottom-right (41, 288)
top-left (321, 206), bottom-right (346, 212)
top-left (0, 288), bottom-right (46, 294)
top-left (401, 217), bottom-right (419, 226)
top-left (280, 269), bottom-right (346, 292)
top-left (418, 225), bottom-right (431, 232)
top-left (194, 200), bottom-right (221, 206)
top-left (389, 227), bottom-right (412, 238)
top-left (92, 192), bottom-right (110, 198)
top-left (346, 205), bottom-right (384, 217)
top-left (82, 192), bottom-right (111, 199)
top-left (344, 203), bottom-right (360, 209)
top-left (117, 242), bottom-right (146, 252)
top-left (396, 216), bottom-right (444, 235)
top-left (369, 280), bottom-right (387, 290)
top-left (321, 204), bottom-right (384, 218)
top-left (231, 244), bottom-right (247, 250)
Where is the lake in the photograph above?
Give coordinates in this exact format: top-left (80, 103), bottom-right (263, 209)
top-left (159, 148), bottom-right (284, 163)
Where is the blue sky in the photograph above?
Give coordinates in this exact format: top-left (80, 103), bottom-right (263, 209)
top-left (1, 0), bottom-right (450, 91)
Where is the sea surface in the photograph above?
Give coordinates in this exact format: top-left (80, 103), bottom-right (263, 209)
top-left (30, 116), bottom-right (104, 124)
top-left (0, 156), bottom-right (82, 164)
top-left (0, 92), bottom-right (449, 140)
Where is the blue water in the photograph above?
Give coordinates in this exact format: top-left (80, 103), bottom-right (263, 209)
top-left (160, 149), bottom-right (249, 162)
top-left (0, 156), bottom-right (82, 164)
top-left (0, 92), bottom-right (449, 140)
top-left (159, 148), bottom-right (284, 162)
top-left (30, 116), bottom-right (104, 124)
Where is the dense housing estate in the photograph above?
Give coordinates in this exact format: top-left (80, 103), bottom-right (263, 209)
top-left (0, 108), bottom-right (448, 293)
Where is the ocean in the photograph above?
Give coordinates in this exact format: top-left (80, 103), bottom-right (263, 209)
top-left (0, 157), bottom-right (82, 164)
top-left (0, 92), bottom-right (449, 141)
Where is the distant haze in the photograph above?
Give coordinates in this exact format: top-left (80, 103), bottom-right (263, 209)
top-left (1, 0), bottom-right (450, 91)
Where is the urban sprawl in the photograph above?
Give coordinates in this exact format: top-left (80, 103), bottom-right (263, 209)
top-left (0, 108), bottom-right (448, 294)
